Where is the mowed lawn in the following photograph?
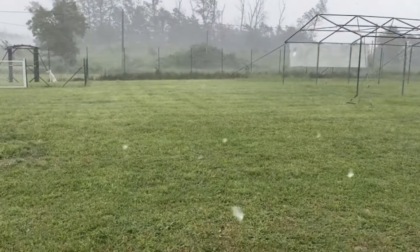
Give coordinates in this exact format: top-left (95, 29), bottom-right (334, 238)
top-left (0, 78), bottom-right (419, 251)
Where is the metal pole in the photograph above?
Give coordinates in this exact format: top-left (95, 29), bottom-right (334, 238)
top-left (372, 32), bottom-right (377, 69)
top-left (282, 44), bottom-right (287, 84)
top-left (206, 29), bottom-right (209, 53)
top-left (221, 48), bottom-right (224, 73)
top-left (250, 49), bottom-right (253, 73)
top-left (47, 48), bottom-right (51, 70)
top-left (83, 58), bottom-right (87, 86)
top-left (122, 8), bottom-right (126, 75)
top-left (85, 47), bottom-right (89, 82)
top-left (348, 45), bottom-right (353, 84)
top-left (7, 47), bottom-right (13, 82)
top-left (279, 48), bottom-right (282, 74)
top-left (33, 47), bottom-right (40, 82)
top-left (190, 47), bottom-right (193, 74)
top-left (63, 67), bottom-right (83, 87)
top-left (378, 46), bottom-right (384, 85)
top-left (316, 43), bottom-right (321, 85)
top-left (355, 38), bottom-right (363, 97)
top-left (157, 47), bottom-right (161, 73)
top-left (402, 41), bottom-right (408, 96)
top-left (23, 59), bottom-right (28, 88)
top-left (407, 46), bottom-right (414, 85)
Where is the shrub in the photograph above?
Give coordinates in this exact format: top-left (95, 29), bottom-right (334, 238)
top-left (161, 44), bottom-right (245, 70)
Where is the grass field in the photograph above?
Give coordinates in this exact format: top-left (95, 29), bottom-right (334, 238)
top-left (0, 78), bottom-right (419, 251)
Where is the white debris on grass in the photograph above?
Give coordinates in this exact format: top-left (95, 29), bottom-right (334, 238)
top-left (122, 144), bottom-right (129, 150)
top-left (231, 206), bottom-right (244, 222)
top-left (347, 169), bottom-right (354, 178)
top-left (316, 132), bottom-right (321, 138)
top-left (222, 138), bottom-right (228, 143)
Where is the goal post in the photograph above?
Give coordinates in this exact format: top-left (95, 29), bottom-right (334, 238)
top-left (0, 59), bottom-right (28, 88)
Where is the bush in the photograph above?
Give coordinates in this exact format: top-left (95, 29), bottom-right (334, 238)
top-left (161, 44), bottom-right (245, 70)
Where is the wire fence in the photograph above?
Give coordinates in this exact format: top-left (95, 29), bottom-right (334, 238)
top-left (5, 39), bottom-right (420, 87)
top-left (80, 45), bottom-right (285, 78)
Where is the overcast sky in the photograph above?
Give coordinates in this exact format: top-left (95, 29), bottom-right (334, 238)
top-left (1, 0), bottom-right (420, 37)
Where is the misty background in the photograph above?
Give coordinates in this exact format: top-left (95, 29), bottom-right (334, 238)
top-left (1, 0), bottom-right (420, 76)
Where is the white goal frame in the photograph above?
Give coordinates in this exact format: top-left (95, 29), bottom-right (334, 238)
top-left (0, 59), bottom-right (28, 89)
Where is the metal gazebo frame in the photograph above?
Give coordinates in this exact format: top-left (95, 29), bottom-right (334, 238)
top-left (2, 45), bottom-right (40, 83)
top-left (1, 44), bottom-right (53, 86)
top-left (282, 14), bottom-right (420, 96)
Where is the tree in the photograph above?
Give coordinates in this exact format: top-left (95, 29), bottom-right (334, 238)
top-left (190, 0), bottom-right (219, 28)
top-left (128, 5), bottom-right (150, 41)
top-left (167, 6), bottom-right (203, 46)
top-left (246, 0), bottom-right (266, 30)
top-left (27, 0), bottom-right (87, 65)
top-left (277, 0), bottom-right (286, 33)
top-left (144, 0), bottom-right (162, 33)
top-left (237, 0), bottom-right (246, 31)
top-left (74, 0), bottom-right (121, 43)
top-left (296, 0), bottom-right (327, 40)
top-left (148, 0), bottom-right (161, 17)
top-left (297, 0), bottom-right (328, 27)
top-left (175, 0), bottom-right (183, 12)
top-left (75, 0), bottom-right (115, 29)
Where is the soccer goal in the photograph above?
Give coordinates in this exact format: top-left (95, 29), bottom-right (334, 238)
top-left (0, 59), bottom-right (28, 88)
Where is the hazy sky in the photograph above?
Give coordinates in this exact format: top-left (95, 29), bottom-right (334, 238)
top-left (1, 0), bottom-right (420, 36)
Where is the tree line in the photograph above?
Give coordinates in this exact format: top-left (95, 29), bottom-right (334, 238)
top-left (27, 0), bottom-right (328, 65)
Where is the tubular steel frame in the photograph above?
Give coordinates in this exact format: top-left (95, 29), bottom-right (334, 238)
top-left (283, 14), bottom-right (420, 97)
top-left (0, 44), bottom-right (52, 86)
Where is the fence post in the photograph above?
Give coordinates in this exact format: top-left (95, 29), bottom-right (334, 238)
top-left (250, 49), bottom-right (253, 73)
top-left (190, 47), bottom-right (193, 75)
top-left (315, 43), bottom-right (321, 85)
top-left (83, 58), bottom-right (87, 86)
top-left (407, 45), bottom-right (414, 85)
top-left (355, 39), bottom-right (363, 98)
top-left (47, 48), bottom-right (51, 70)
top-left (157, 47), bottom-right (161, 73)
top-left (402, 41), bottom-right (408, 96)
top-left (121, 8), bottom-right (126, 75)
top-left (378, 46), bottom-right (384, 85)
top-left (221, 48), bottom-right (224, 73)
top-left (348, 45), bottom-right (353, 84)
top-left (279, 49), bottom-right (282, 74)
top-left (7, 47), bottom-right (13, 82)
top-left (85, 47), bottom-right (89, 82)
top-left (282, 44), bottom-right (287, 84)
top-left (33, 47), bottom-right (40, 82)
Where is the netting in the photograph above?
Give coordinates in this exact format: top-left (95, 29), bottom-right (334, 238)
top-left (289, 43), bottom-right (369, 68)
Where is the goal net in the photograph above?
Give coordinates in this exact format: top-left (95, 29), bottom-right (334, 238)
top-left (0, 60), bottom-right (28, 88)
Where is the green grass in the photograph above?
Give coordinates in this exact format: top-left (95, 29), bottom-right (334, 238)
top-left (0, 78), bottom-right (419, 251)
